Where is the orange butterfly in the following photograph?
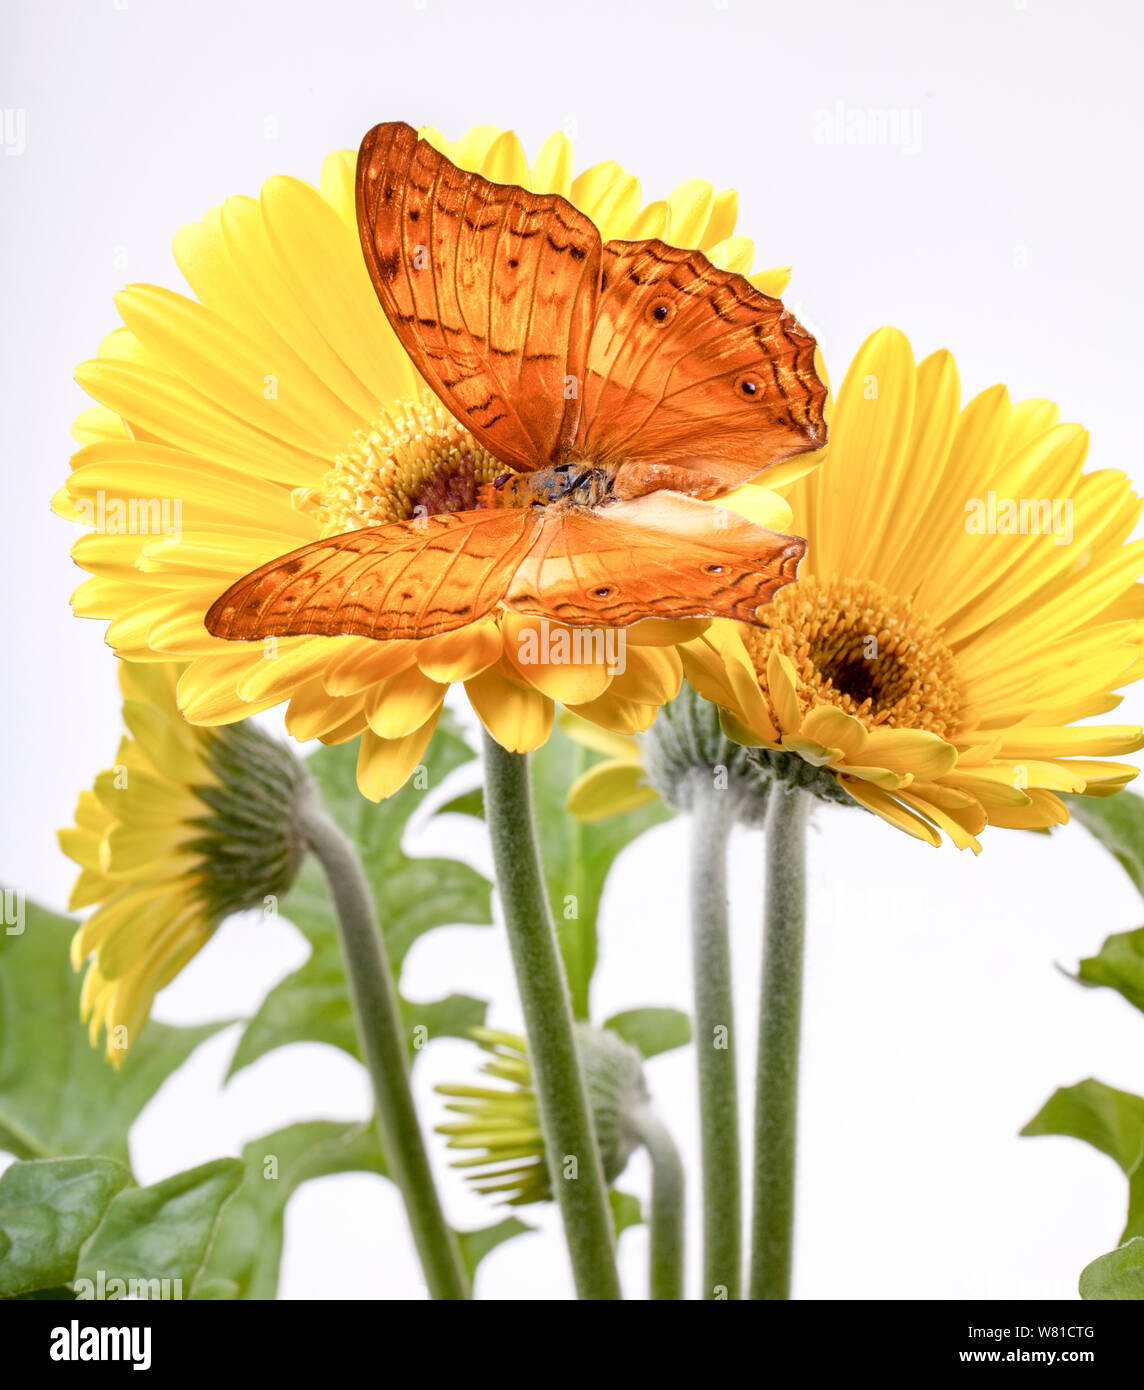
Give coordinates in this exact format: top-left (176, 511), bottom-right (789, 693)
top-left (205, 121), bottom-right (827, 643)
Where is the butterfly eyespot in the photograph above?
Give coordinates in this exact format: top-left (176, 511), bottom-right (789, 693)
top-left (736, 374), bottom-right (762, 398)
top-left (648, 298), bottom-right (674, 325)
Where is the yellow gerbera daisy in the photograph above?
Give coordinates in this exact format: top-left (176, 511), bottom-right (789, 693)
top-left (436, 1026), bottom-right (647, 1205)
top-left (59, 661), bottom-right (305, 1065)
top-left (54, 124), bottom-right (798, 801)
top-left (680, 327), bottom-right (1144, 850)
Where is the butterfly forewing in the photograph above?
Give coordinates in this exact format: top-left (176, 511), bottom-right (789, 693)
top-left (577, 239), bottom-right (826, 484)
top-left (356, 121), bottom-right (600, 471)
top-left (204, 510), bottom-right (541, 641)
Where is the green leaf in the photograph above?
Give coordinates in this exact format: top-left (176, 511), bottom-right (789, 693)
top-left (403, 993), bottom-right (488, 1051)
top-left (201, 1121), bottom-right (386, 1299)
top-left (609, 1188), bottom-right (642, 1238)
top-left (438, 785), bottom-right (484, 820)
top-left (229, 716), bottom-right (492, 1076)
top-left (604, 1006), bottom-right (691, 1059)
top-left (456, 1216), bottom-right (533, 1279)
top-left (0, 898), bottom-right (228, 1164)
top-left (226, 873), bottom-right (359, 1067)
top-left (1079, 1237), bottom-right (1144, 1299)
top-left (529, 721), bottom-right (671, 1018)
top-left (1022, 1079), bottom-right (1144, 1244)
top-left (189, 1277), bottom-right (240, 1300)
top-left (75, 1158), bottom-right (244, 1299)
top-left (1125, 1162), bottom-right (1144, 1243)
top-left (1021, 1079), bottom-right (1144, 1174)
top-left (0, 1156), bottom-right (130, 1297)
top-left (1077, 926), bottom-right (1144, 1016)
top-left (1071, 792), bottom-right (1144, 899)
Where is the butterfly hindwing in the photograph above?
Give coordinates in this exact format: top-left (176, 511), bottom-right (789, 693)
top-left (205, 509), bottom-right (542, 641)
top-left (356, 121), bottom-right (601, 472)
top-left (577, 239), bottom-right (826, 485)
top-left (504, 492), bottom-right (806, 627)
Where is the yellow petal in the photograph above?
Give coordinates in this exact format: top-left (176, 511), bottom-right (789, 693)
top-left (531, 132), bottom-right (573, 199)
top-left (767, 648), bottom-right (801, 734)
top-left (969, 725), bottom-right (1144, 759)
top-left (624, 200), bottom-right (669, 240)
top-left (563, 693), bottom-right (659, 736)
top-left (859, 728), bottom-right (959, 780)
top-left (706, 235), bottom-right (755, 276)
top-left (625, 617), bottom-right (711, 647)
top-left (800, 706), bottom-right (868, 760)
top-left (318, 148), bottom-right (357, 228)
top-left (897, 791), bottom-right (982, 853)
top-left (285, 681), bottom-right (366, 741)
top-left (364, 667), bottom-right (448, 740)
top-left (500, 615), bottom-right (615, 705)
top-left (666, 178), bottom-right (714, 248)
top-left (780, 735), bottom-right (843, 768)
top-left (557, 710), bottom-right (641, 762)
top-left (749, 267), bottom-right (791, 298)
top-left (567, 762), bottom-right (659, 822)
top-left (465, 667), bottom-right (554, 752)
top-left (1062, 760), bottom-right (1139, 794)
top-left (415, 619), bottom-right (502, 683)
top-left (177, 653), bottom-right (282, 724)
top-left (840, 778), bottom-right (942, 846)
top-left (604, 645), bottom-right (683, 707)
top-left (356, 710), bottom-right (441, 801)
top-left (719, 485), bottom-right (794, 532)
top-left (480, 131), bottom-right (531, 189)
top-left (699, 189), bottom-right (739, 251)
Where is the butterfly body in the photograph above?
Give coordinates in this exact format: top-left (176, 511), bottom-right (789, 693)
top-left (490, 461), bottom-right (616, 510)
top-left (205, 122), bottom-right (828, 646)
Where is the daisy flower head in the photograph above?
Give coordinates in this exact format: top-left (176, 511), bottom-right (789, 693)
top-left (55, 124), bottom-right (803, 801)
top-left (436, 1026), bottom-right (648, 1205)
top-left (58, 662), bottom-right (307, 1065)
top-left (682, 328), bottom-right (1144, 850)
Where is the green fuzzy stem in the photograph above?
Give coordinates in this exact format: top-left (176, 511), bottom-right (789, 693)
top-left (481, 733), bottom-right (621, 1301)
top-left (298, 789), bottom-right (470, 1301)
top-left (630, 1106), bottom-right (685, 1300)
top-left (750, 784), bottom-right (810, 1300)
top-left (689, 773), bottom-right (743, 1299)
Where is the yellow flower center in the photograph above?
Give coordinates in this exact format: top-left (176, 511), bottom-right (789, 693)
top-left (742, 576), bottom-right (964, 737)
top-left (305, 390), bottom-right (502, 536)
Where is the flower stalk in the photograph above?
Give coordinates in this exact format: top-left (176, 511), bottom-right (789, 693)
top-left (688, 774), bottom-right (743, 1300)
top-left (297, 787), bottom-right (470, 1301)
top-left (480, 733), bottom-right (621, 1301)
top-left (629, 1105), bottom-right (685, 1300)
top-left (750, 783), bottom-right (810, 1300)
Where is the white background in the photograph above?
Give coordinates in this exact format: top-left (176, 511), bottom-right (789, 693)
top-left (3, 0), bottom-right (1144, 1299)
